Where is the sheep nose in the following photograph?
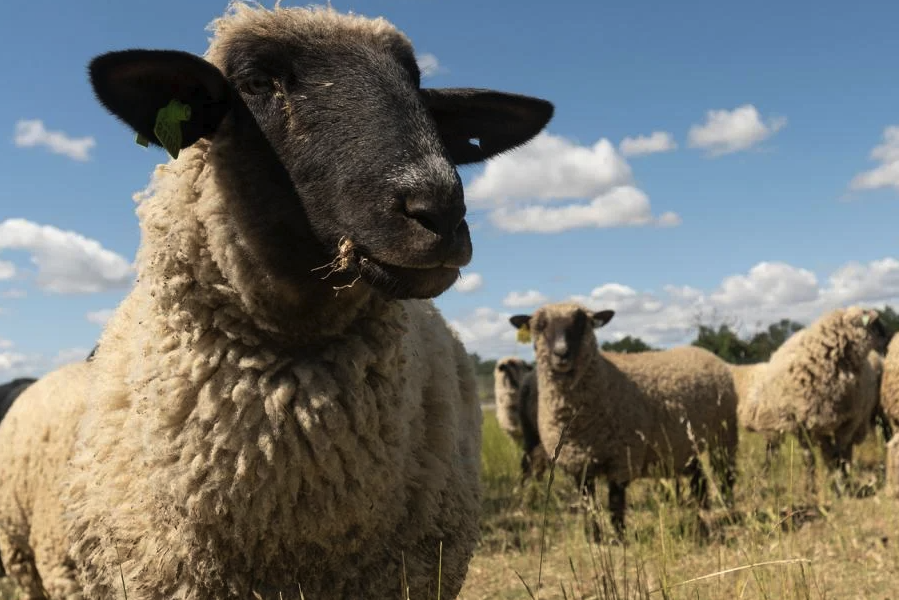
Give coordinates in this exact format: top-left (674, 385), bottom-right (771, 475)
top-left (552, 344), bottom-right (570, 361)
top-left (403, 196), bottom-right (466, 241)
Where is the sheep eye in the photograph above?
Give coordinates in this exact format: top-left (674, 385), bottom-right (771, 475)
top-left (240, 76), bottom-right (275, 95)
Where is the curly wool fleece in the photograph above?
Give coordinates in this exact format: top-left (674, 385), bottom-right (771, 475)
top-left (0, 148), bottom-right (481, 599)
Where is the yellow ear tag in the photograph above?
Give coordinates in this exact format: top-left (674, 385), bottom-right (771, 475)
top-left (516, 324), bottom-right (532, 344)
top-left (153, 99), bottom-right (192, 159)
top-left (862, 314), bottom-right (871, 327)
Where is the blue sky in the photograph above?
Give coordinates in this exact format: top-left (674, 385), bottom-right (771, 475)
top-left (2, 0), bottom-right (899, 375)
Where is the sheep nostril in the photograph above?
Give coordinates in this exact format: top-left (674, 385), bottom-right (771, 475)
top-left (402, 196), bottom-right (462, 240)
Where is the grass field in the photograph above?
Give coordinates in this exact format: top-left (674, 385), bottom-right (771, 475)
top-left (2, 410), bottom-right (897, 600)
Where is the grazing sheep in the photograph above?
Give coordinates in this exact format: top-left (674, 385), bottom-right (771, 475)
top-left (509, 302), bottom-right (738, 539)
top-left (745, 307), bottom-right (889, 494)
top-left (729, 362), bottom-right (785, 467)
top-left (0, 377), bottom-right (35, 424)
top-left (879, 334), bottom-right (899, 441)
top-left (0, 4), bottom-right (553, 599)
top-left (493, 357), bottom-right (548, 480)
top-left (494, 357), bottom-right (532, 443)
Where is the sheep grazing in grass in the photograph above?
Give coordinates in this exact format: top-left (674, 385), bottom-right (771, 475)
top-left (745, 307), bottom-right (889, 495)
top-left (494, 357), bottom-right (532, 443)
top-left (880, 335), bottom-right (899, 493)
top-left (493, 357), bottom-right (548, 480)
top-left (0, 377), bottom-right (35, 424)
top-left (0, 3), bottom-right (553, 599)
top-left (509, 302), bottom-right (738, 540)
top-left (729, 362), bottom-right (785, 467)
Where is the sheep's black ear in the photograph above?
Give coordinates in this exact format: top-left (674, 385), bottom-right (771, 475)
top-left (509, 314), bottom-right (532, 329)
top-left (524, 363), bottom-right (534, 371)
top-left (89, 50), bottom-right (232, 154)
top-left (590, 310), bottom-right (615, 329)
top-left (421, 88), bottom-right (553, 165)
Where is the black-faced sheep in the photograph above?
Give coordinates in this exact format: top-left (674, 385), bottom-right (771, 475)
top-left (0, 4), bottom-right (553, 599)
top-left (493, 357), bottom-right (548, 480)
top-left (509, 302), bottom-right (738, 540)
top-left (744, 307), bottom-right (889, 495)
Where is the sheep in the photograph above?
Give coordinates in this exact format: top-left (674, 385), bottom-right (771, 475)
top-left (494, 357), bottom-right (532, 443)
top-left (879, 334), bottom-right (899, 442)
top-left (0, 377), bottom-right (35, 424)
top-left (0, 4), bottom-right (553, 599)
top-left (493, 357), bottom-right (548, 481)
top-left (509, 302), bottom-right (738, 540)
top-left (744, 307), bottom-right (889, 495)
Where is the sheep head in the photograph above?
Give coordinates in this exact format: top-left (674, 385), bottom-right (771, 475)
top-left (87, 4), bottom-right (553, 301)
top-left (510, 303), bottom-right (614, 376)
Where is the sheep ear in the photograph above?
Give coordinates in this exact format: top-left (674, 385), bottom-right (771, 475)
top-left (89, 50), bottom-right (232, 155)
top-left (421, 88), bottom-right (553, 165)
top-left (590, 310), bottom-right (615, 328)
top-left (509, 314), bottom-right (532, 329)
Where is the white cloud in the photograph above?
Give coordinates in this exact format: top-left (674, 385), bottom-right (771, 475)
top-left (0, 339), bottom-right (12, 350)
top-left (451, 257), bottom-right (899, 358)
top-left (489, 186), bottom-right (681, 234)
top-left (0, 260), bottom-right (14, 280)
top-left (0, 218), bottom-right (134, 294)
top-left (416, 53), bottom-right (444, 78)
top-left (0, 338), bottom-right (91, 380)
top-left (454, 272), bottom-right (483, 293)
top-left (13, 119), bottom-right (96, 161)
top-left (86, 309), bottom-right (115, 326)
top-left (619, 131), bottom-right (678, 157)
top-left (849, 125), bottom-right (899, 193)
top-left (466, 132), bottom-right (678, 234)
top-left (503, 290), bottom-right (549, 308)
top-left (687, 104), bottom-right (787, 157)
top-left (0, 288), bottom-right (26, 299)
top-left (467, 132), bottom-right (633, 205)
top-left (450, 307), bottom-right (532, 361)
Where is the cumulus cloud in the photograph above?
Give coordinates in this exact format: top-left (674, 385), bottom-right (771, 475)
top-left (13, 119), bottom-right (96, 161)
top-left (503, 290), bottom-right (549, 308)
top-left (619, 131), bottom-right (678, 157)
top-left (0, 260), bottom-right (14, 280)
top-left (849, 125), bottom-right (899, 193)
top-left (687, 104), bottom-right (787, 157)
top-left (0, 219), bottom-right (134, 294)
top-left (86, 308), bottom-right (115, 326)
top-left (0, 338), bottom-right (91, 379)
top-left (416, 53), bottom-right (444, 78)
top-left (451, 257), bottom-right (899, 358)
top-left (453, 272), bottom-right (483, 293)
top-left (467, 132), bottom-right (632, 205)
top-left (489, 186), bottom-right (681, 233)
top-left (466, 132), bottom-right (678, 233)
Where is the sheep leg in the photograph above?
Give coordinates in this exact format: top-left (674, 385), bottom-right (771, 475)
top-left (819, 436), bottom-right (852, 497)
top-left (710, 444), bottom-right (737, 508)
top-left (577, 473), bottom-right (602, 543)
top-left (796, 431), bottom-right (818, 496)
top-left (686, 457), bottom-right (710, 510)
top-left (608, 481), bottom-right (628, 541)
top-left (0, 531), bottom-right (47, 600)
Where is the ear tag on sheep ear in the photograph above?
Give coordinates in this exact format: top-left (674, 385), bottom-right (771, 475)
top-left (862, 314), bottom-right (871, 327)
top-left (152, 99), bottom-right (192, 159)
top-left (516, 324), bottom-right (532, 344)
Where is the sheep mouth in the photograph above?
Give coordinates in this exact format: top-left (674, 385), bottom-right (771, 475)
top-left (355, 254), bottom-right (461, 299)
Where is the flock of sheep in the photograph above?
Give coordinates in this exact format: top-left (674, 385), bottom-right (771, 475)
top-left (0, 3), bottom-right (893, 599)
top-left (494, 301), bottom-right (899, 540)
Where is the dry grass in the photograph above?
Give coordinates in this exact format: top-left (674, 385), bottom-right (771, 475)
top-left (460, 411), bottom-right (899, 600)
top-left (2, 411), bottom-right (896, 600)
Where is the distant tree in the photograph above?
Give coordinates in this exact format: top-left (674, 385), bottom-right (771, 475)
top-left (691, 324), bottom-right (752, 363)
top-left (879, 304), bottom-right (899, 338)
top-left (601, 336), bottom-right (655, 353)
top-left (744, 319), bottom-right (805, 362)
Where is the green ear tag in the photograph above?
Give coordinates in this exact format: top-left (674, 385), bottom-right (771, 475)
top-left (516, 324), bottom-right (532, 344)
top-left (135, 133), bottom-right (150, 148)
top-left (153, 99), bottom-right (192, 159)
